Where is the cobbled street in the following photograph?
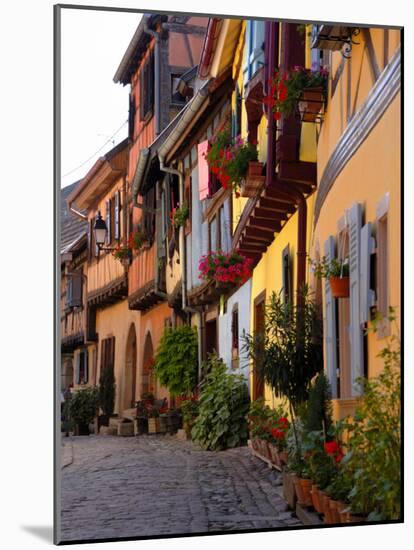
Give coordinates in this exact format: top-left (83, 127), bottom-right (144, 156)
top-left (60, 434), bottom-right (302, 542)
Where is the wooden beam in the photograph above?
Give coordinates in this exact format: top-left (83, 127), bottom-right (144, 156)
top-left (254, 207), bottom-right (286, 220)
top-left (278, 161), bottom-right (317, 187)
top-left (258, 197), bottom-right (296, 213)
top-left (244, 227), bottom-right (275, 241)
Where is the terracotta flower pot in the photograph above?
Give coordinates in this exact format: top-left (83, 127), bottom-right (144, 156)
top-left (293, 477), bottom-right (307, 506)
top-left (329, 276), bottom-right (350, 298)
top-left (298, 478), bottom-right (313, 507)
top-left (311, 484), bottom-right (323, 513)
top-left (334, 500), bottom-right (348, 523)
top-left (248, 161), bottom-right (264, 177)
top-left (240, 161), bottom-right (265, 198)
top-left (329, 499), bottom-right (341, 524)
top-left (346, 512), bottom-right (367, 524)
top-left (298, 86), bottom-right (325, 122)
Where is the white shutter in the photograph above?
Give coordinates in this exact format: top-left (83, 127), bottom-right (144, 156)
top-left (250, 21), bottom-right (265, 76)
top-left (349, 203), bottom-right (364, 396)
top-left (324, 236), bottom-right (338, 398)
top-left (243, 21), bottom-right (252, 84)
top-left (360, 222), bottom-right (376, 325)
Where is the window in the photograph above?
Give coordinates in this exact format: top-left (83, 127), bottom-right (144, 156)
top-left (140, 51), bottom-right (155, 120)
top-left (243, 20), bottom-right (265, 84)
top-left (232, 85), bottom-right (242, 139)
top-left (114, 191), bottom-right (121, 241)
top-left (171, 74), bottom-right (186, 104)
top-left (336, 229), bottom-right (351, 398)
top-left (66, 270), bottom-right (83, 309)
top-left (282, 245), bottom-right (292, 305)
top-left (76, 349), bottom-right (88, 385)
top-left (376, 212), bottom-right (389, 336)
top-left (231, 306), bottom-right (239, 363)
top-left (128, 92), bottom-right (136, 140)
top-left (100, 337), bottom-right (115, 380)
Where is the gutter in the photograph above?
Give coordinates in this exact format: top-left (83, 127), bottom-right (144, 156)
top-left (198, 18), bottom-right (220, 79)
top-left (131, 148), bottom-right (150, 206)
top-left (265, 21), bottom-right (307, 302)
top-left (67, 201), bottom-right (88, 221)
top-left (143, 21), bottom-right (161, 136)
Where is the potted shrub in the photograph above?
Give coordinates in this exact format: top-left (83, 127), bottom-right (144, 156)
top-left (98, 365), bottom-right (116, 429)
top-left (205, 127), bottom-right (259, 197)
top-left (69, 387), bottom-right (99, 436)
top-left (191, 354), bottom-right (250, 451)
top-left (310, 256), bottom-right (350, 298)
top-left (153, 325), bottom-right (198, 398)
top-left (263, 65), bottom-right (328, 122)
top-left (198, 250), bottom-right (252, 288)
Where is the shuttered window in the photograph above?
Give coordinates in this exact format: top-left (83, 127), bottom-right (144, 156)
top-left (198, 140), bottom-right (210, 200)
top-left (128, 93), bottom-right (136, 140)
top-left (114, 191), bottom-right (121, 241)
top-left (360, 222), bottom-right (376, 324)
top-left (140, 51), bottom-right (155, 120)
top-left (76, 350), bottom-right (87, 385)
top-left (243, 20), bottom-right (265, 84)
top-left (348, 203), bottom-right (364, 396)
top-left (105, 200), bottom-right (111, 245)
top-left (100, 337), bottom-right (116, 380)
top-left (323, 236), bottom-right (338, 398)
top-left (66, 270), bottom-right (83, 309)
top-left (282, 245), bottom-right (292, 305)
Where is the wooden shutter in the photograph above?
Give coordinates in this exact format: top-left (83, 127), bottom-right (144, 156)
top-left (84, 350), bottom-right (89, 384)
top-left (324, 236), bottom-right (338, 398)
top-left (71, 271), bottom-right (83, 308)
top-left (360, 222), bottom-right (376, 325)
top-left (88, 219), bottom-right (93, 260)
top-left (148, 51), bottom-right (155, 113)
top-left (114, 191), bottom-right (120, 240)
top-left (75, 352), bottom-right (81, 385)
top-left (128, 93), bottom-right (135, 139)
top-left (105, 200), bottom-right (111, 244)
top-left (198, 140), bottom-right (209, 200)
top-left (349, 203), bottom-right (364, 396)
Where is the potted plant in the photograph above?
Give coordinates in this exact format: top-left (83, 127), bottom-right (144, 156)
top-left (98, 365), bottom-right (116, 429)
top-left (240, 159), bottom-right (265, 198)
top-left (69, 387), bottom-right (99, 436)
top-left (135, 400), bottom-right (149, 435)
top-left (205, 127), bottom-right (259, 197)
top-left (171, 203), bottom-right (189, 229)
top-left (112, 244), bottom-right (132, 265)
top-left (263, 65), bottom-right (328, 122)
top-left (147, 406), bottom-right (160, 434)
top-left (310, 256), bottom-right (350, 298)
top-left (198, 250), bottom-right (253, 288)
top-left (129, 226), bottom-right (148, 253)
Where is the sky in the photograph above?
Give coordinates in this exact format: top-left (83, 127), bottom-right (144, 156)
top-left (61, 8), bottom-right (141, 188)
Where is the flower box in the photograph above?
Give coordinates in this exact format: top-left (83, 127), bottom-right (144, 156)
top-left (298, 86), bottom-right (325, 122)
top-left (329, 276), bottom-right (350, 298)
top-left (148, 417), bottom-right (160, 434)
top-left (240, 161), bottom-right (265, 198)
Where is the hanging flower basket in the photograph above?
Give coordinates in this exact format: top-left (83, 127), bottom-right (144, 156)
top-left (240, 161), bottom-right (265, 198)
top-left (298, 86), bottom-right (325, 122)
top-left (329, 276), bottom-right (350, 298)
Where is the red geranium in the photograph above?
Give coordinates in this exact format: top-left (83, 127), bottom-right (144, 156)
top-left (324, 440), bottom-right (344, 463)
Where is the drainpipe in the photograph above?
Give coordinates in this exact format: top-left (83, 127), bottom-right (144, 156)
top-left (144, 20), bottom-right (161, 136)
top-left (266, 21), bottom-right (307, 301)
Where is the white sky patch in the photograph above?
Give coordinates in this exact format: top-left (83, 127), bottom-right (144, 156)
top-left (61, 8), bottom-right (141, 188)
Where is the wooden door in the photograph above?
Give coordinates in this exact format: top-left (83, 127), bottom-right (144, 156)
top-left (253, 291), bottom-right (266, 400)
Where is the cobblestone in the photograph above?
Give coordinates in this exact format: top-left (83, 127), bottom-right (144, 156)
top-left (60, 434), bottom-right (302, 542)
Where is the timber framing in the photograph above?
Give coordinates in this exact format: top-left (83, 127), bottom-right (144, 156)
top-left (87, 274), bottom-right (128, 308)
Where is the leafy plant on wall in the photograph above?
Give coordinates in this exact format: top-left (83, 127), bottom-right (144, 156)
top-left (153, 325), bottom-right (198, 397)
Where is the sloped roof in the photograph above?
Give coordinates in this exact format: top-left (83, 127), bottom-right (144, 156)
top-left (60, 181), bottom-right (87, 252)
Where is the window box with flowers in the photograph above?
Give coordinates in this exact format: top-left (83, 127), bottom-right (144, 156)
top-left (263, 65), bottom-right (329, 123)
top-left (129, 227), bottom-right (149, 254)
top-left (170, 203), bottom-right (189, 230)
top-left (198, 250), bottom-right (253, 290)
top-left (112, 245), bottom-right (132, 266)
top-left (205, 127), bottom-right (260, 198)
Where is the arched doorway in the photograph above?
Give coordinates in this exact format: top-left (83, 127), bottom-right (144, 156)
top-left (123, 323), bottom-right (137, 410)
top-left (142, 332), bottom-right (156, 397)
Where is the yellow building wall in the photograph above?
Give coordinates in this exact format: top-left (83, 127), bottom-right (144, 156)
top-left (94, 300), bottom-right (141, 414)
top-left (312, 28), bottom-right (401, 420)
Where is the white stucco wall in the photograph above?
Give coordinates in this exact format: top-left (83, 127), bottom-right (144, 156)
top-left (218, 278), bottom-right (252, 386)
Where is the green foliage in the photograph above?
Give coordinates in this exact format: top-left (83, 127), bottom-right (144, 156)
top-left (248, 398), bottom-right (289, 449)
top-left (191, 355), bottom-right (249, 451)
top-left (310, 256), bottom-right (349, 279)
top-left (69, 387), bottom-right (99, 426)
top-left (301, 372), bottom-right (333, 434)
top-left (243, 286), bottom-right (323, 418)
top-left (98, 366), bottom-right (116, 416)
top-left (342, 319), bottom-right (400, 519)
top-left (172, 203), bottom-right (189, 229)
top-left (153, 325), bottom-right (198, 397)
top-left (180, 398), bottom-right (199, 423)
